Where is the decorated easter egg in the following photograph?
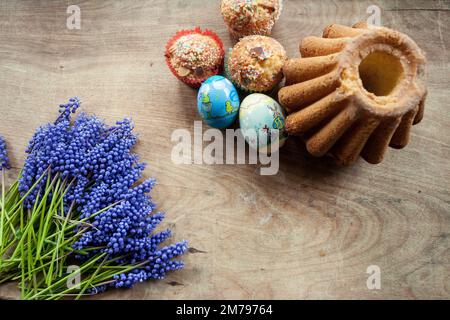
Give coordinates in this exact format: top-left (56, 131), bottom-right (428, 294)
top-left (239, 93), bottom-right (287, 152)
top-left (197, 75), bottom-right (240, 129)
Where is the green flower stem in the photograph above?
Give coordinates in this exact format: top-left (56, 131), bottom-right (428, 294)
top-left (8, 173), bottom-right (59, 262)
top-left (35, 175), bottom-right (62, 264)
top-left (46, 200), bottom-right (71, 287)
top-left (75, 254), bottom-right (109, 300)
top-left (26, 252), bottom-right (107, 300)
top-left (45, 261), bottom-right (146, 300)
top-left (6, 168), bottom-right (49, 215)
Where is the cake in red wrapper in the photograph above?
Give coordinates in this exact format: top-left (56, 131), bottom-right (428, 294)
top-left (165, 28), bottom-right (225, 88)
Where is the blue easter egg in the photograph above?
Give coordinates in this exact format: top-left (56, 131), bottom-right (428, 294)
top-left (197, 75), bottom-right (240, 129)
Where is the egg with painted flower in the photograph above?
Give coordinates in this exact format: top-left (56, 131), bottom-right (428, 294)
top-left (197, 75), bottom-right (240, 129)
top-left (239, 93), bottom-right (288, 152)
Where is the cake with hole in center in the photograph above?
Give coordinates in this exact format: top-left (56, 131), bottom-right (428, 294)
top-left (278, 23), bottom-right (428, 166)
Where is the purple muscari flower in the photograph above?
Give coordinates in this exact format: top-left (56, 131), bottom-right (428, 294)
top-left (56, 97), bottom-right (81, 124)
top-left (113, 240), bottom-right (188, 288)
top-left (19, 98), bottom-right (188, 293)
top-left (86, 285), bottom-right (108, 295)
top-left (0, 136), bottom-right (9, 170)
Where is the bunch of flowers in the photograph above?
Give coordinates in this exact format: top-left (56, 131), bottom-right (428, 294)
top-left (0, 98), bottom-right (188, 299)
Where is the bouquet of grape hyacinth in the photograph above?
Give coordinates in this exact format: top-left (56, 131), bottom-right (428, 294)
top-left (0, 98), bottom-right (188, 299)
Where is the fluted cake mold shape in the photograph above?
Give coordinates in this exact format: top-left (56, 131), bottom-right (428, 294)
top-left (278, 23), bottom-right (427, 166)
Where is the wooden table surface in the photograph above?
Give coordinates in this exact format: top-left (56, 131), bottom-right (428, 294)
top-left (0, 0), bottom-right (449, 300)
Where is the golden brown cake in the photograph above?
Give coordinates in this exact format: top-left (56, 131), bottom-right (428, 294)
top-left (226, 35), bottom-right (287, 92)
top-left (220, 0), bottom-right (283, 39)
top-left (278, 23), bottom-right (428, 165)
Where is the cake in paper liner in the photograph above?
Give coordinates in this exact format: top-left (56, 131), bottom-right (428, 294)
top-left (165, 27), bottom-right (224, 88)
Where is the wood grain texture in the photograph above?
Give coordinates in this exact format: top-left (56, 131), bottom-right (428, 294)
top-left (0, 0), bottom-right (449, 299)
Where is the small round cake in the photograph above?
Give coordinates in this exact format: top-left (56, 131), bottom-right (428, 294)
top-left (226, 35), bottom-right (287, 92)
top-left (165, 28), bottom-right (224, 87)
top-left (220, 0), bottom-right (283, 38)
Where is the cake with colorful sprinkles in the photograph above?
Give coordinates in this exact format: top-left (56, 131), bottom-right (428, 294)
top-left (165, 28), bottom-right (224, 87)
top-left (220, 0), bottom-right (283, 38)
top-left (225, 35), bottom-right (287, 92)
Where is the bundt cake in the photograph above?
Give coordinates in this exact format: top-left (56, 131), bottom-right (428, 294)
top-left (278, 23), bottom-right (427, 165)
